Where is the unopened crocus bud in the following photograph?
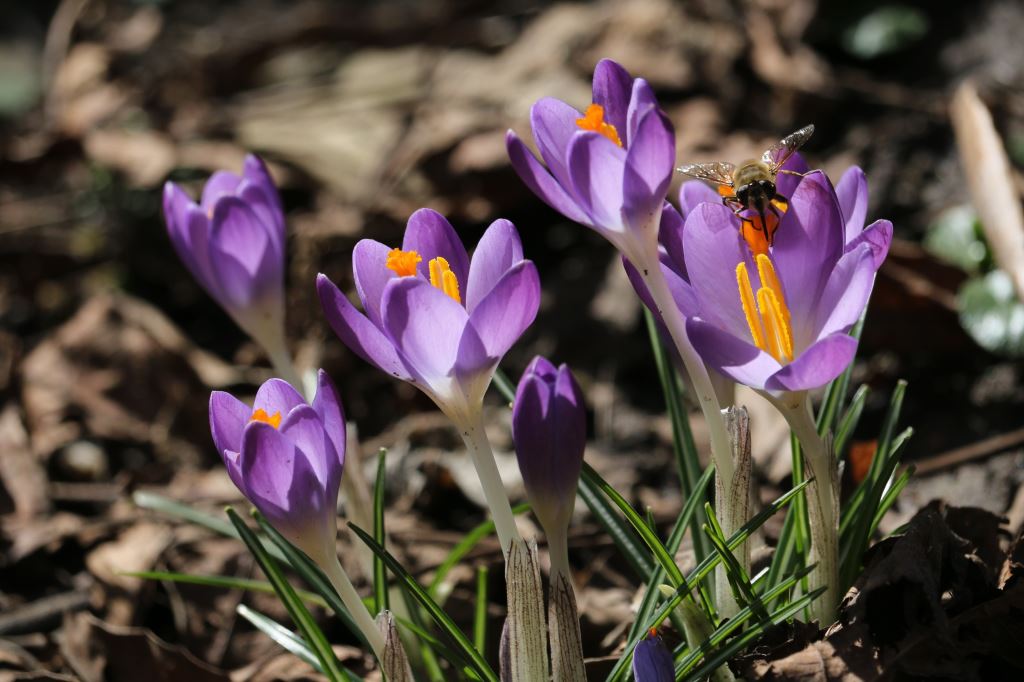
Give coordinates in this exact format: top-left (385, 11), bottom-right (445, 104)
top-left (209, 370), bottom-right (344, 566)
top-left (512, 357), bottom-right (586, 550)
top-left (163, 155), bottom-right (290, 369)
top-left (632, 630), bottom-right (674, 682)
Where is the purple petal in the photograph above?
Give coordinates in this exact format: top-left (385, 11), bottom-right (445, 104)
top-left (775, 151), bottom-right (811, 199)
top-left (209, 391), bottom-right (250, 491)
top-left (238, 154), bottom-right (285, 251)
top-left (163, 183), bottom-right (217, 293)
top-left (254, 378), bottom-right (306, 416)
top-left (632, 634), bottom-right (675, 682)
top-left (846, 219), bottom-right (892, 269)
top-left (465, 261), bottom-right (540, 365)
top-left (506, 130), bottom-right (590, 225)
top-left (381, 277), bottom-right (469, 386)
top-left (814, 245), bottom-right (875, 339)
top-left (837, 165), bottom-right (868, 243)
top-left (402, 209), bottom-right (470, 286)
top-left (686, 318), bottom-right (781, 390)
top-left (591, 59), bottom-right (633, 142)
top-left (352, 239), bottom-right (398, 327)
top-left (317, 274), bottom-right (414, 382)
top-left (770, 171), bottom-right (844, 342)
top-left (530, 98), bottom-right (584, 191)
top-left (311, 369), bottom-right (347, 477)
top-left (679, 180), bottom-right (720, 219)
top-left (623, 109), bottom-right (675, 233)
top-left (625, 79), bottom-right (659, 148)
top-left (208, 196), bottom-right (281, 308)
top-left (567, 131), bottom-right (627, 232)
top-left (466, 219), bottom-right (524, 313)
top-left (765, 332), bottom-right (858, 392)
top-left (658, 203), bottom-right (687, 276)
top-left (200, 171), bottom-right (243, 212)
top-left (279, 405), bottom-right (331, 486)
top-left (682, 202), bottom-right (753, 338)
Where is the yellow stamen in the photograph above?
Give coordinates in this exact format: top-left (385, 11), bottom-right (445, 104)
top-left (250, 408), bottom-right (282, 429)
top-left (575, 103), bottom-right (623, 147)
top-left (385, 248), bottom-right (422, 277)
top-left (757, 288), bottom-right (793, 363)
top-left (428, 256), bottom-right (461, 303)
top-left (736, 263), bottom-right (766, 351)
top-left (755, 254), bottom-right (790, 323)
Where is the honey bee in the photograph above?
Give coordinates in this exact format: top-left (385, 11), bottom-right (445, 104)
top-left (677, 125), bottom-right (814, 250)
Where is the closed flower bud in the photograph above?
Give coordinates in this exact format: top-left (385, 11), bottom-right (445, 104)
top-left (632, 630), bottom-right (674, 682)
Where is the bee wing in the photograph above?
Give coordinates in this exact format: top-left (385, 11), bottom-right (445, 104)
top-left (676, 161), bottom-right (736, 186)
top-left (762, 124), bottom-right (815, 170)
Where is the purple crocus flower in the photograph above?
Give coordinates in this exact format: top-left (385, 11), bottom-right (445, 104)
top-left (678, 170), bottom-right (892, 393)
top-left (632, 630), bottom-right (674, 682)
top-left (209, 370), bottom-right (344, 565)
top-left (163, 155), bottom-right (287, 356)
top-left (511, 357), bottom-right (586, 542)
top-left (316, 209), bottom-right (540, 424)
top-left (506, 59), bottom-right (676, 265)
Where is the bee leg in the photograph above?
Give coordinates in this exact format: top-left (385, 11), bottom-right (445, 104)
top-left (777, 169), bottom-right (807, 178)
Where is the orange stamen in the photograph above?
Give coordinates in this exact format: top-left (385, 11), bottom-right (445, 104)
top-left (385, 248), bottom-right (422, 277)
top-left (737, 263), bottom-right (766, 351)
top-left (737, 259), bottom-right (794, 364)
top-left (250, 408), bottom-right (282, 429)
top-left (428, 256), bottom-right (461, 303)
top-left (576, 104), bottom-right (623, 147)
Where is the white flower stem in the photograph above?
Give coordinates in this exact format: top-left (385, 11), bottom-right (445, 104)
top-left (264, 338), bottom-right (305, 396)
top-left (777, 393), bottom-right (839, 625)
top-left (548, 529), bottom-right (572, 588)
top-left (323, 555), bottom-right (387, 662)
top-left (460, 414), bottom-right (520, 559)
top-left (639, 266), bottom-right (735, 489)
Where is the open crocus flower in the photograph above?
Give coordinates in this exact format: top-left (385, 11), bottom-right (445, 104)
top-left (316, 209), bottom-right (540, 425)
top-left (681, 171), bottom-right (892, 394)
top-left (506, 58), bottom-right (676, 265)
top-left (209, 370), bottom-right (344, 566)
top-left (163, 155), bottom-right (288, 360)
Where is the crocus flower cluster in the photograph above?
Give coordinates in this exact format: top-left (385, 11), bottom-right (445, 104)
top-left (209, 371), bottom-right (345, 566)
top-left (317, 209), bottom-right (540, 425)
top-left (506, 59), bottom-right (676, 266)
top-left (163, 155), bottom-right (289, 364)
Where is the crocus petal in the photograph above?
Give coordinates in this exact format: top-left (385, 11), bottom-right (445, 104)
top-left (686, 318), bottom-right (781, 390)
top-left (208, 197), bottom-right (280, 308)
top-left (837, 166), bottom-right (868, 243)
top-left (591, 59), bottom-right (633, 141)
top-left (201, 171), bottom-right (243, 211)
top-left (238, 155), bottom-right (285, 251)
top-left (814, 245), bottom-right (875, 339)
top-left (311, 369), bottom-right (346, 476)
top-left (381, 277), bottom-right (469, 386)
top-left (209, 391), bottom-right (250, 455)
top-left (846, 219), bottom-right (892, 269)
top-left (568, 131), bottom-right (628, 233)
top-left (623, 109), bottom-right (675, 233)
top-left (770, 171), bottom-right (844, 341)
top-left (352, 239), bottom-right (398, 326)
top-left (317, 274), bottom-right (414, 382)
top-left (625, 79), bottom-right (658, 147)
top-left (632, 635), bottom-right (675, 682)
top-left (764, 332), bottom-right (859, 392)
top-left (279, 405), bottom-right (331, 485)
top-left (254, 378), bottom-right (306, 417)
top-left (682, 202), bottom-right (754, 338)
top-left (679, 180), bottom-right (721, 219)
top-left (465, 261), bottom-right (540, 364)
top-left (530, 97), bottom-right (584, 191)
top-left (658, 203), bottom-right (687, 276)
top-left (402, 208), bottom-right (470, 286)
top-left (506, 130), bottom-right (590, 225)
top-left (466, 219), bottom-right (524, 313)
top-left (163, 183), bottom-right (217, 293)
top-left (775, 151), bottom-right (811, 200)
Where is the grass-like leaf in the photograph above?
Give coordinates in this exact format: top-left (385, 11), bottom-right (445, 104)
top-left (373, 448), bottom-right (389, 614)
top-left (348, 523), bottom-right (498, 682)
top-left (236, 604), bottom-right (326, 673)
top-left (474, 565), bottom-right (489, 657)
top-left (578, 472), bottom-right (654, 580)
top-left (702, 505), bottom-right (769, 625)
top-left (125, 570), bottom-right (326, 607)
top-left (227, 508), bottom-right (347, 681)
top-left (833, 384), bottom-right (870, 458)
